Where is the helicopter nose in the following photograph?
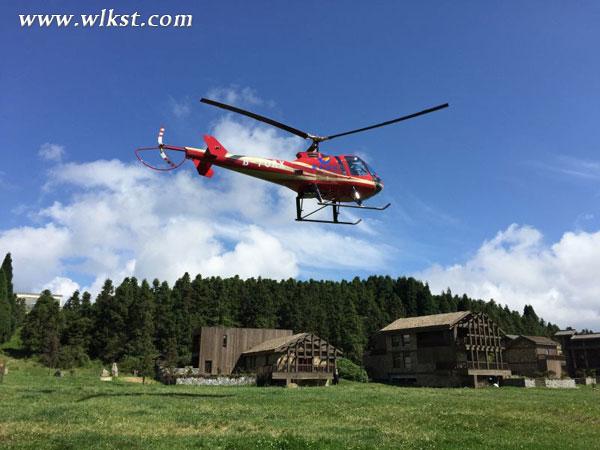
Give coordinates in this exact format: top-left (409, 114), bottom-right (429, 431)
top-left (375, 182), bottom-right (383, 193)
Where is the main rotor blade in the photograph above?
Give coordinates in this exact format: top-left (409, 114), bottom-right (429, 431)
top-left (323, 103), bottom-right (449, 141)
top-left (200, 98), bottom-right (311, 140)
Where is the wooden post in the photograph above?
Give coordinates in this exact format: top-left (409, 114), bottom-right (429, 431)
top-left (468, 319), bottom-right (474, 369)
top-left (318, 336), bottom-right (323, 372)
top-left (493, 323), bottom-right (499, 369)
top-left (485, 315), bottom-right (490, 370)
top-left (476, 314), bottom-right (480, 369)
top-left (295, 341), bottom-right (299, 373)
top-left (304, 337), bottom-right (308, 372)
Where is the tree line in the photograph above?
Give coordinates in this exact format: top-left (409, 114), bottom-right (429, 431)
top-left (12, 264), bottom-right (559, 371)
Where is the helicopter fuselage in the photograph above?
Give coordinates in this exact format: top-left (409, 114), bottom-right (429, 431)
top-left (183, 135), bottom-right (382, 203)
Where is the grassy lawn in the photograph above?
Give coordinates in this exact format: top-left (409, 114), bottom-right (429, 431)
top-left (0, 357), bottom-right (599, 449)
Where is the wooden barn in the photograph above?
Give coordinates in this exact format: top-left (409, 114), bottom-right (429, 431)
top-left (236, 333), bottom-right (341, 386)
top-left (193, 326), bottom-right (293, 375)
top-left (555, 330), bottom-right (600, 377)
top-left (363, 311), bottom-right (511, 387)
top-left (504, 335), bottom-right (564, 378)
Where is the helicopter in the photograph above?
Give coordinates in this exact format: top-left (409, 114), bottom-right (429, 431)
top-left (135, 98), bottom-right (448, 225)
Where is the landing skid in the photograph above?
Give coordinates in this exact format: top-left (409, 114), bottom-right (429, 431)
top-left (295, 197), bottom-right (391, 225)
top-left (317, 201), bottom-right (391, 211)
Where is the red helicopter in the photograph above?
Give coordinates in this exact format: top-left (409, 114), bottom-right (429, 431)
top-left (136, 98), bottom-right (448, 225)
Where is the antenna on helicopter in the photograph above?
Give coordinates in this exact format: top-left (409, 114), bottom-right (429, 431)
top-left (200, 98), bottom-right (448, 153)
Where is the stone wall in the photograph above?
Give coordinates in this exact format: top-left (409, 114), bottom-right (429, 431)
top-left (574, 377), bottom-right (597, 386)
top-left (542, 378), bottom-right (576, 388)
top-left (501, 377), bottom-right (575, 388)
top-left (158, 366), bottom-right (256, 386)
top-left (175, 375), bottom-right (256, 386)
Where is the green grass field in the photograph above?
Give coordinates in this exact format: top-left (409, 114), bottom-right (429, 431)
top-left (1, 357), bottom-right (599, 449)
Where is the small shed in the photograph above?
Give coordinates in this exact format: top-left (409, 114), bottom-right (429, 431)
top-left (505, 335), bottom-right (564, 378)
top-left (557, 332), bottom-right (600, 377)
top-left (236, 333), bottom-right (341, 386)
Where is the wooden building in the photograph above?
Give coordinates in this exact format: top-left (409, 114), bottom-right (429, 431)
top-left (236, 333), bottom-right (341, 386)
top-left (505, 335), bottom-right (564, 378)
top-left (555, 330), bottom-right (600, 377)
top-left (193, 326), bottom-right (292, 375)
top-left (363, 311), bottom-right (511, 387)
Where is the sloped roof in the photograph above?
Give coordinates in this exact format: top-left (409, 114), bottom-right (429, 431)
top-left (381, 311), bottom-right (471, 333)
top-left (554, 330), bottom-right (576, 336)
top-left (571, 333), bottom-right (600, 341)
top-left (519, 335), bottom-right (559, 346)
top-left (242, 333), bottom-right (308, 355)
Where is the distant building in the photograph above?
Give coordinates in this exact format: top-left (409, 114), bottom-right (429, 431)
top-left (505, 335), bottom-right (564, 378)
top-left (16, 292), bottom-right (64, 311)
top-left (555, 330), bottom-right (600, 377)
top-left (192, 326), bottom-right (341, 385)
top-left (364, 311), bottom-right (511, 387)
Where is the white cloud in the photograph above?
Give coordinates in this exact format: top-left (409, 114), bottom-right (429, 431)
top-left (169, 96), bottom-right (192, 118)
top-left (42, 277), bottom-right (81, 302)
top-left (206, 86), bottom-right (270, 107)
top-left (0, 108), bottom-right (389, 298)
top-left (418, 224), bottom-right (600, 330)
top-left (0, 223), bottom-right (71, 289)
top-left (38, 143), bottom-right (65, 162)
top-left (532, 155), bottom-right (600, 181)
top-left (556, 156), bottom-right (600, 180)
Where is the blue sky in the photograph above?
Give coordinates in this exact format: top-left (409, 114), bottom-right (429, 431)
top-left (1, 1), bottom-right (600, 329)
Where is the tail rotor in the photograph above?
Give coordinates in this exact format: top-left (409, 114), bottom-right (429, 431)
top-left (135, 127), bottom-right (187, 171)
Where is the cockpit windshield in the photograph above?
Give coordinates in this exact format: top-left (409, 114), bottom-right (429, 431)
top-left (344, 156), bottom-right (371, 176)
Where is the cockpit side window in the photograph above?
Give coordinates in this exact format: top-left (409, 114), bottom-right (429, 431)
top-left (335, 156), bottom-right (347, 175)
top-left (344, 156), bottom-right (370, 176)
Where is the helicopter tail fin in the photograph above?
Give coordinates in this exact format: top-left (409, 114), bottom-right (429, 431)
top-left (185, 135), bottom-right (227, 178)
top-left (192, 159), bottom-right (214, 178)
top-left (203, 135), bottom-right (228, 159)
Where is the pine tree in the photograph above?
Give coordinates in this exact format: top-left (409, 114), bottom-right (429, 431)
top-left (154, 280), bottom-right (177, 360)
top-left (0, 270), bottom-right (11, 343)
top-left (400, 278), bottom-right (419, 316)
top-left (91, 279), bottom-right (130, 362)
top-left (21, 290), bottom-right (62, 366)
top-left (127, 280), bottom-right (157, 356)
top-left (172, 273), bottom-right (194, 365)
top-left (59, 291), bottom-right (92, 367)
top-left (1, 253), bottom-right (17, 336)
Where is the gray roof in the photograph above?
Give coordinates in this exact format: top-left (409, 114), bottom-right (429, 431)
top-left (242, 333), bottom-right (308, 355)
top-left (381, 311), bottom-right (471, 332)
top-left (519, 335), bottom-right (559, 346)
top-left (554, 330), bottom-right (577, 336)
top-left (505, 334), bottom-right (519, 340)
top-left (571, 333), bottom-right (600, 341)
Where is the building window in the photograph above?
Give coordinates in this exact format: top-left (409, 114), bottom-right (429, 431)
top-left (393, 353), bottom-right (402, 368)
top-left (404, 354), bottom-right (412, 370)
top-left (391, 335), bottom-right (401, 347)
top-left (403, 334), bottom-right (411, 345)
top-left (222, 334), bottom-right (228, 348)
top-left (204, 360), bottom-right (212, 374)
